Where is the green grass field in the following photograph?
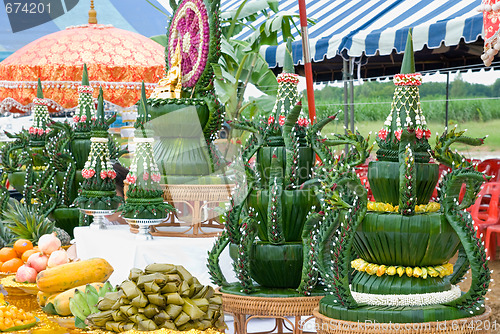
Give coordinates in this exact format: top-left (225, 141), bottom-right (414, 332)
top-left (323, 119), bottom-right (500, 157)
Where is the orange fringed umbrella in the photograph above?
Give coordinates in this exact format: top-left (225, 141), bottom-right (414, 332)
top-left (0, 21), bottom-right (165, 114)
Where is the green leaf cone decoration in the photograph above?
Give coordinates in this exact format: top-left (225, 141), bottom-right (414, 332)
top-left (73, 88), bottom-right (123, 211)
top-left (400, 29), bottom-right (415, 75)
top-left (207, 36), bottom-right (372, 294)
top-left (119, 89), bottom-right (174, 220)
top-left (283, 37), bottom-right (294, 74)
top-left (74, 64), bottom-right (96, 134)
top-left (36, 78), bottom-right (44, 98)
top-left (29, 79), bottom-right (51, 147)
top-left (311, 26), bottom-right (492, 324)
top-left (375, 29), bottom-right (431, 163)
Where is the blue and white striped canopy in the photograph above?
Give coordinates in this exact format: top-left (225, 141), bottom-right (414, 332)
top-left (1, 0), bottom-right (484, 67)
top-left (221, 0), bottom-right (483, 67)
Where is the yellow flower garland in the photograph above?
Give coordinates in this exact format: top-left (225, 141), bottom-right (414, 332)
top-left (367, 201), bottom-right (440, 213)
top-left (351, 258), bottom-right (453, 279)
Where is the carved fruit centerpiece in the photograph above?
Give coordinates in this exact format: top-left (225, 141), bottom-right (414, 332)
top-left (315, 30), bottom-right (490, 323)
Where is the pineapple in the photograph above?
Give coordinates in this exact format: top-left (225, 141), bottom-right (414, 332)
top-left (54, 227), bottom-right (71, 246)
top-left (0, 221), bottom-right (15, 248)
top-left (2, 202), bottom-right (54, 245)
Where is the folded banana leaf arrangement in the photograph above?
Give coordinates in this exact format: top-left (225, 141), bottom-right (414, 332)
top-left (314, 29), bottom-right (491, 323)
top-left (83, 264), bottom-right (224, 332)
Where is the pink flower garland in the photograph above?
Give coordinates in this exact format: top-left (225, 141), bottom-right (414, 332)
top-left (277, 73), bottom-right (299, 84)
top-left (393, 73), bottom-right (422, 86)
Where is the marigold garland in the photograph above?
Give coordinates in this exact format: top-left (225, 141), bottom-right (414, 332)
top-left (367, 201), bottom-right (440, 213)
top-left (351, 258), bottom-right (454, 279)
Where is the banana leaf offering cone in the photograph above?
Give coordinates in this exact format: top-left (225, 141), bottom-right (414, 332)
top-left (29, 78), bottom-right (51, 147)
top-left (86, 264), bottom-right (225, 332)
top-left (73, 87), bottom-right (123, 211)
top-left (119, 82), bottom-right (175, 220)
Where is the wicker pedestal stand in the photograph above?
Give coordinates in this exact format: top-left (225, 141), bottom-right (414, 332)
top-left (219, 291), bottom-right (322, 334)
top-left (313, 307), bottom-right (492, 334)
top-left (126, 183), bottom-right (234, 237)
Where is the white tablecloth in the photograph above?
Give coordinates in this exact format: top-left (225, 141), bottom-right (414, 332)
top-left (74, 225), bottom-right (234, 286)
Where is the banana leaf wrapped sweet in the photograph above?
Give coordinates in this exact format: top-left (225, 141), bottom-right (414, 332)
top-left (148, 293), bottom-right (167, 307)
top-left (105, 321), bottom-right (128, 332)
top-left (192, 298), bottom-right (209, 312)
top-left (175, 265), bottom-right (193, 281)
top-left (86, 310), bottom-right (114, 327)
top-left (165, 292), bottom-right (184, 305)
top-left (160, 320), bottom-right (176, 329)
top-left (165, 274), bottom-right (182, 283)
top-left (153, 310), bottom-right (170, 325)
top-left (138, 319), bottom-right (158, 331)
top-left (131, 293), bottom-right (148, 308)
top-left (120, 305), bottom-right (138, 317)
top-left (174, 311), bottom-right (191, 326)
top-left (179, 281), bottom-right (190, 296)
top-left (137, 273), bottom-right (166, 287)
top-left (166, 304), bottom-right (183, 318)
top-left (145, 263), bottom-right (176, 274)
top-left (183, 298), bottom-right (205, 319)
top-left (123, 323), bottom-right (136, 331)
top-left (128, 313), bottom-right (147, 324)
top-left (161, 282), bottom-right (178, 293)
top-left (144, 304), bottom-right (160, 318)
top-left (144, 281), bottom-right (161, 294)
top-left (128, 268), bottom-right (144, 282)
top-left (121, 281), bottom-right (141, 299)
top-left (112, 310), bottom-right (127, 322)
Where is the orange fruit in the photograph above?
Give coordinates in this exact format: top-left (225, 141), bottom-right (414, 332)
top-left (0, 248), bottom-right (17, 263)
top-left (13, 239), bottom-right (33, 257)
top-left (1, 258), bottom-right (23, 273)
top-left (21, 249), bottom-right (38, 263)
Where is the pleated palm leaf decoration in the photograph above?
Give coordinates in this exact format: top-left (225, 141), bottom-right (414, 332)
top-left (314, 29), bottom-right (491, 324)
top-left (119, 83), bottom-right (174, 219)
top-left (73, 87), bottom-right (122, 211)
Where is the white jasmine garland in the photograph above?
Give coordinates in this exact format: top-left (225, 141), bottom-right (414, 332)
top-left (350, 285), bottom-right (461, 307)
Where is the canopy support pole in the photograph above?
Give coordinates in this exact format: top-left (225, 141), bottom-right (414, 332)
top-left (343, 58), bottom-right (349, 153)
top-left (349, 57), bottom-right (355, 132)
top-left (445, 71), bottom-right (450, 130)
top-left (298, 0), bottom-right (316, 123)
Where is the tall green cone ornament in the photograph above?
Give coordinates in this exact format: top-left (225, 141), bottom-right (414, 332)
top-left (376, 29), bottom-right (431, 163)
top-left (72, 64), bottom-right (97, 169)
top-left (119, 83), bottom-right (174, 219)
top-left (73, 87), bottom-right (122, 211)
top-left (268, 37), bottom-right (300, 133)
top-left (29, 78), bottom-right (51, 146)
top-left (73, 64), bottom-right (96, 133)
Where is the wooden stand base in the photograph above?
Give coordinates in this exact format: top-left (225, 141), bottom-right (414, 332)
top-left (219, 290), bottom-right (322, 334)
top-left (313, 306), bottom-right (492, 334)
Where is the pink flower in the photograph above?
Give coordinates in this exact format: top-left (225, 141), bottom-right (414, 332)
top-left (37, 128), bottom-right (44, 135)
top-left (45, 129), bottom-right (50, 134)
top-left (151, 174), bottom-right (161, 182)
top-left (395, 129), bottom-right (402, 141)
top-left (415, 128), bottom-right (424, 139)
top-left (28, 127), bottom-right (35, 134)
top-left (107, 170), bottom-right (116, 179)
top-left (73, 115), bottom-right (80, 122)
top-left (80, 115), bottom-right (87, 122)
top-left (378, 128), bottom-right (388, 140)
top-left (425, 129), bottom-right (431, 139)
top-left (126, 174), bottom-right (137, 184)
top-left (297, 117), bottom-right (309, 127)
top-left (100, 171), bottom-right (108, 180)
top-left (278, 115), bottom-right (285, 126)
top-left (143, 172), bottom-right (149, 181)
top-left (82, 168), bottom-right (95, 179)
top-left (268, 115), bottom-right (275, 124)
